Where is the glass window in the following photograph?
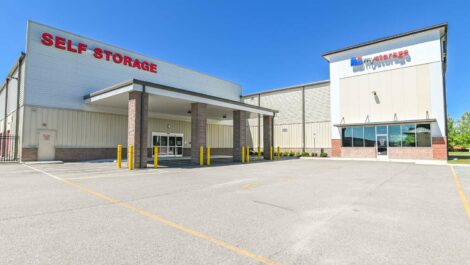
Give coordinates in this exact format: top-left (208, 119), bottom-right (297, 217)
top-left (416, 124), bottom-right (431, 147)
top-left (401, 124), bottom-right (416, 147)
top-left (388, 125), bottom-right (402, 147)
top-left (364, 126), bottom-right (376, 147)
top-left (352, 127), bottom-right (364, 147)
top-left (376, 126), bottom-right (387, 134)
top-left (342, 128), bottom-right (352, 147)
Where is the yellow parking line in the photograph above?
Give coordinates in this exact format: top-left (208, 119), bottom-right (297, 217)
top-left (450, 166), bottom-right (470, 222)
top-left (24, 164), bottom-right (280, 265)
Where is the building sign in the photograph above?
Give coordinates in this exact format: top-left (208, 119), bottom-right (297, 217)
top-left (40, 32), bottom-right (157, 74)
top-left (350, 50), bottom-right (410, 71)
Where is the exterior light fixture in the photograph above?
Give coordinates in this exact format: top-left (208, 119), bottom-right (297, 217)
top-left (222, 114), bottom-right (227, 119)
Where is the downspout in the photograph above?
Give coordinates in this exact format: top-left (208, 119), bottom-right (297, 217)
top-left (3, 79), bottom-right (8, 134)
top-left (302, 86), bottom-right (306, 153)
top-left (14, 54), bottom-right (25, 160)
top-left (257, 94), bottom-right (261, 148)
top-left (140, 85), bottom-right (146, 167)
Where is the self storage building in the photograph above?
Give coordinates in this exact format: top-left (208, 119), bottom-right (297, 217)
top-left (0, 21), bottom-right (448, 164)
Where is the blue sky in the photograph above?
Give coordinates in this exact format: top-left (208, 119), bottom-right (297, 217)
top-left (1, 0), bottom-right (468, 118)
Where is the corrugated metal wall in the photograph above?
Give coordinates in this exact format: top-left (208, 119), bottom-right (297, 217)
top-left (242, 82), bottom-right (332, 149)
top-left (22, 106), bottom-right (235, 149)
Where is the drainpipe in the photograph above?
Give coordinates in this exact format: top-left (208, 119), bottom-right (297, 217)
top-left (14, 54), bottom-right (25, 160)
top-left (302, 86), bottom-right (306, 153)
top-left (3, 79), bottom-right (8, 134)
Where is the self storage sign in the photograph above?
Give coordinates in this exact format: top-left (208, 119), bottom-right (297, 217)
top-left (40, 32), bottom-right (157, 74)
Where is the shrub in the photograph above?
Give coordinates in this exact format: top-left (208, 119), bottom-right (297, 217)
top-left (289, 151), bottom-right (295, 156)
top-left (301, 152), bottom-right (310, 157)
top-left (295, 152), bottom-right (301, 156)
top-left (320, 152), bottom-right (328, 157)
top-left (311, 152), bottom-right (318, 157)
top-left (450, 145), bottom-right (469, 152)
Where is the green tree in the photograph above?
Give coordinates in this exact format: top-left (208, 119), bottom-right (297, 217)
top-left (456, 112), bottom-right (470, 148)
top-left (448, 114), bottom-right (458, 147)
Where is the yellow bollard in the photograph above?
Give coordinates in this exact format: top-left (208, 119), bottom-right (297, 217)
top-left (154, 146), bottom-right (158, 169)
top-left (207, 145), bottom-right (211, 166)
top-left (241, 146), bottom-right (245, 163)
top-left (246, 146), bottom-right (250, 163)
top-left (117, 144), bottom-right (122, 169)
top-left (277, 146), bottom-right (281, 160)
top-left (258, 146), bottom-right (261, 160)
top-left (199, 145), bottom-right (204, 166)
top-left (129, 144), bottom-right (134, 170)
top-left (270, 146), bottom-right (273, 161)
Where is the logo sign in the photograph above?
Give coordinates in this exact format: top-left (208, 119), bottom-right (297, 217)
top-left (40, 32), bottom-right (157, 74)
top-left (350, 50), bottom-right (410, 71)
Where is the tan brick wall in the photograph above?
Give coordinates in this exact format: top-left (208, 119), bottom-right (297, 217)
top-left (21, 148), bottom-right (38, 161)
top-left (128, 91), bottom-right (148, 168)
top-left (388, 147), bottom-right (433, 160)
top-left (432, 137), bottom-right (448, 160)
top-left (331, 139), bottom-right (341, 157)
top-left (341, 147), bottom-right (376, 158)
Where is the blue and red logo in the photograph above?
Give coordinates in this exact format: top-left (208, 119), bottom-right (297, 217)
top-left (350, 56), bottom-right (363, 66)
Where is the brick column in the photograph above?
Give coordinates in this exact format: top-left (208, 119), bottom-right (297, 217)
top-left (331, 139), bottom-right (342, 157)
top-left (233, 110), bottom-right (248, 162)
top-left (263, 115), bottom-right (273, 160)
top-left (128, 91), bottom-right (148, 168)
top-left (432, 137), bottom-right (448, 160)
top-left (191, 103), bottom-right (207, 164)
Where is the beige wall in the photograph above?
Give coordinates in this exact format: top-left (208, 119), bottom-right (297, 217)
top-left (339, 64), bottom-right (432, 124)
top-left (22, 106), bottom-right (234, 149)
top-left (242, 82), bottom-right (332, 149)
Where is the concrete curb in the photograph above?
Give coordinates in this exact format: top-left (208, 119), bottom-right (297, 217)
top-left (299, 156), bottom-right (449, 166)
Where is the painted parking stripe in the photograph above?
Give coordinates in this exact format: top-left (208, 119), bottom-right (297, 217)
top-left (23, 164), bottom-right (280, 265)
top-left (450, 166), bottom-right (470, 222)
top-left (66, 170), bottom-right (169, 180)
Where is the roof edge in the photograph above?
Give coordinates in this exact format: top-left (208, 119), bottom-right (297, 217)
top-left (322, 23), bottom-right (448, 60)
top-left (242, 80), bottom-right (330, 98)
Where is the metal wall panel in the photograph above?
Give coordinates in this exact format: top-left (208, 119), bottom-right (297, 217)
top-left (304, 83), bottom-right (330, 122)
top-left (260, 89), bottom-right (302, 125)
top-left (22, 106), bottom-right (234, 149)
top-left (6, 67), bottom-right (18, 115)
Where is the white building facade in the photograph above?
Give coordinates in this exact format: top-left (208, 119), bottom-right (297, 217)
top-left (0, 21), bottom-right (448, 163)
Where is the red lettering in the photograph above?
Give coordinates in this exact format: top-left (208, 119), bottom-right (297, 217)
top-left (403, 50), bottom-right (409, 56)
top-left (141, 61), bottom-right (149, 71)
top-left (150, 63), bottom-right (157, 73)
top-left (78, 43), bottom-right (87, 54)
top-left (41, 32), bottom-right (53, 46)
top-left (398, 51), bottom-right (403, 58)
top-left (55, 36), bottom-right (66, 50)
top-left (112, 53), bottom-right (123, 64)
top-left (123, 56), bottom-right (132, 66)
top-left (133, 59), bottom-right (141, 69)
top-left (93, 48), bottom-right (103, 59)
top-left (66, 40), bottom-right (77, 53)
top-left (103, 50), bottom-right (112, 61)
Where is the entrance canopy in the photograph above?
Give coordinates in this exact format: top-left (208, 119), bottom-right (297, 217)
top-left (83, 79), bottom-right (276, 120)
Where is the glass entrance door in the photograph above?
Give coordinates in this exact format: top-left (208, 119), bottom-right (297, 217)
top-left (152, 133), bottom-right (184, 157)
top-left (377, 135), bottom-right (388, 156)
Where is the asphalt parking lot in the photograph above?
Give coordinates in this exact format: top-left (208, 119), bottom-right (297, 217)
top-left (1, 159), bottom-right (469, 265)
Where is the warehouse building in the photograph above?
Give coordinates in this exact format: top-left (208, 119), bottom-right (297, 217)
top-left (0, 21), bottom-right (448, 165)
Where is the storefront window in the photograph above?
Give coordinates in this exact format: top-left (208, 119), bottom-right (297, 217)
top-left (342, 128), bottom-right (352, 147)
top-left (364, 127), bottom-right (376, 147)
top-left (416, 124), bottom-right (431, 147)
top-left (352, 127), bottom-right (364, 147)
top-left (388, 125), bottom-right (402, 147)
top-left (401, 124), bottom-right (416, 147)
